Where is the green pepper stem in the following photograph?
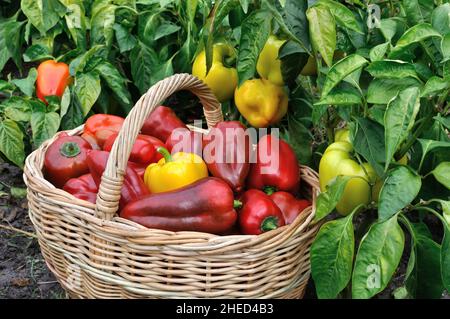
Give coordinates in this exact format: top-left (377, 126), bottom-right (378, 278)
top-left (60, 142), bottom-right (81, 158)
top-left (223, 55), bottom-right (236, 69)
top-left (263, 186), bottom-right (277, 196)
top-left (233, 200), bottom-right (242, 209)
top-left (261, 216), bottom-right (279, 232)
top-left (157, 147), bottom-right (173, 162)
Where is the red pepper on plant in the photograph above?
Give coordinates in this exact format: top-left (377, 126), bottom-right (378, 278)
top-left (36, 60), bottom-right (71, 104)
top-left (141, 106), bottom-right (187, 142)
top-left (87, 150), bottom-right (149, 209)
top-left (120, 177), bottom-right (239, 234)
top-left (203, 121), bottom-right (251, 193)
top-left (44, 133), bottom-right (92, 188)
top-left (63, 174), bottom-right (98, 204)
top-left (269, 191), bottom-right (310, 224)
top-left (84, 114), bottom-right (125, 148)
top-left (238, 189), bottom-right (285, 235)
top-left (247, 134), bottom-right (300, 194)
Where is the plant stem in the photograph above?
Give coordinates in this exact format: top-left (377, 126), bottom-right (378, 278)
top-left (397, 111), bottom-right (434, 161)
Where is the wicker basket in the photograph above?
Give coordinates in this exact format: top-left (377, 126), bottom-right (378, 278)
top-left (24, 73), bottom-right (321, 299)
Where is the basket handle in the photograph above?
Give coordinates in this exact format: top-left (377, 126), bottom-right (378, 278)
top-left (94, 73), bottom-right (223, 220)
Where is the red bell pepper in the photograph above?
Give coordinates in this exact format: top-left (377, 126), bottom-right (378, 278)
top-left (203, 121), bottom-right (251, 193)
top-left (247, 134), bottom-right (300, 194)
top-left (141, 106), bottom-right (187, 142)
top-left (120, 177), bottom-right (238, 234)
top-left (63, 174), bottom-right (98, 204)
top-left (165, 128), bottom-right (203, 157)
top-left (36, 60), bottom-right (71, 103)
top-left (44, 133), bottom-right (92, 188)
top-left (127, 162), bottom-right (147, 180)
top-left (81, 132), bottom-right (101, 150)
top-left (87, 150), bottom-right (149, 209)
top-left (103, 133), bottom-right (164, 165)
top-left (269, 191), bottom-right (311, 224)
top-left (238, 189), bottom-right (285, 235)
top-left (84, 114), bottom-right (125, 148)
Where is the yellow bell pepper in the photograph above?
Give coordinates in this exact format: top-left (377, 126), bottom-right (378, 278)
top-left (144, 147), bottom-right (208, 193)
top-left (234, 78), bottom-right (288, 128)
top-left (192, 43), bottom-right (238, 102)
top-left (256, 35), bottom-right (286, 86)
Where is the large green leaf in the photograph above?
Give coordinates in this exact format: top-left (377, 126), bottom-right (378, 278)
top-left (431, 3), bottom-right (450, 35)
top-left (74, 72), bottom-right (101, 116)
top-left (318, 0), bottom-right (363, 34)
top-left (311, 213), bottom-right (355, 299)
top-left (403, 0), bottom-right (434, 26)
top-left (390, 23), bottom-right (442, 58)
top-left (321, 54), bottom-right (368, 97)
top-left (90, 2), bottom-right (116, 49)
top-left (442, 223), bottom-right (450, 291)
top-left (432, 162), bottom-right (450, 190)
top-left (11, 68), bottom-right (38, 97)
top-left (418, 139), bottom-right (450, 170)
top-left (21, 0), bottom-right (66, 35)
top-left (366, 60), bottom-right (419, 80)
top-left (366, 78), bottom-right (422, 104)
top-left (352, 215), bottom-right (405, 299)
top-left (369, 42), bottom-right (390, 62)
top-left (315, 87), bottom-right (362, 106)
top-left (63, 1), bottom-right (87, 50)
top-left (421, 76), bottom-right (450, 97)
top-left (237, 10), bottom-right (271, 86)
top-left (31, 110), bottom-right (61, 147)
top-left (384, 87), bottom-right (421, 169)
top-left (306, 4), bottom-right (336, 67)
top-left (1, 97), bottom-right (31, 122)
top-left (2, 18), bottom-right (26, 72)
top-left (314, 176), bottom-right (351, 222)
top-left (0, 119), bottom-right (25, 168)
top-left (379, 166), bottom-right (422, 221)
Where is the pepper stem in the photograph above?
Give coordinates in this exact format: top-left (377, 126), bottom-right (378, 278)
top-left (263, 186), bottom-right (277, 196)
top-left (223, 55), bottom-right (236, 69)
top-left (157, 147), bottom-right (173, 162)
top-left (60, 142), bottom-right (81, 158)
top-left (261, 216), bottom-right (279, 232)
top-left (233, 200), bottom-right (242, 209)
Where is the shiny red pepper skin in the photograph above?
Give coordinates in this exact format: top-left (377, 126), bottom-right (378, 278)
top-left (81, 132), bottom-right (101, 150)
top-left (120, 177), bottom-right (238, 234)
top-left (141, 106), bottom-right (187, 142)
top-left (87, 150), bottom-right (149, 209)
top-left (165, 128), bottom-right (203, 157)
top-left (238, 189), bottom-right (285, 235)
top-left (36, 60), bottom-right (70, 103)
top-left (103, 133), bottom-right (164, 165)
top-left (63, 174), bottom-right (98, 204)
top-left (203, 121), bottom-right (251, 193)
top-left (127, 162), bottom-right (147, 180)
top-left (247, 134), bottom-right (300, 194)
top-left (84, 114), bottom-right (125, 148)
top-left (269, 191), bottom-right (310, 224)
top-left (44, 133), bottom-right (92, 188)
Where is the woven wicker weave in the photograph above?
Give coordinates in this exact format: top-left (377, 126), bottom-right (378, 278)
top-left (24, 73), bottom-right (321, 299)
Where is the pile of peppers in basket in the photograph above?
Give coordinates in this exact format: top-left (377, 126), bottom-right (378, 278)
top-left (44, 107), bottom-right (311, 235)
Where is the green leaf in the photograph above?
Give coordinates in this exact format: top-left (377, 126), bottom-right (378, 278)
top-left (434, 114), bottom-right (450, 130)
top-left (311, 213), bottom-right (355, 299)
top-left (379, 166), bottom-right (422, 221)
top-left (418, 139), bottom-right (450, 170)
top-left (10, 187), bottom-right (27, 199)
top-left (369, 42), bottom-right (390, 62)
top-left (90, 2), bottom-right (116, 49)
top-left (60, 87), bottom-right (71, 119)
top-left (321, 54), bottom-right (368, 97)
top-left (23, 44), bottom-right (52, 62)
top-left (2, 97), bottom-right (31, 122)
top-left (384, 87), bottom-right (421, 169)
top-left (94, 62), bottom-right (132, 112)
top-left (432, 162), bottom-right (450, 190)
top-left (114, 23), bottom-right (137, 53)
top-left (185, 0), bottom-right (199, 22)
top-left (314, 176), bottom-right (351, 222)
top-left (352, 215), bottom-right (405, 299)
top-left (2, 19), bottom-right (25, 72)
top-left (352, 117), bottom-right (386, 177)
top-left (431, 3), bottom-right (450, 35)
top-left (69, 45), bottom-right (105, 75)
top-left (280, 42), bottom-right (309, 85)
top-left (441, 34), bottom-right (450, 62)
top-left (315, 87), bottom-right (362, 106)
top-left (154, 22), bottom-right (180, 41)
top-left (61, 93), bottom-right (84, 131)
top-left (21, 0), bottom-right (66, 35)
top-left (366, 60), bottom-right (419, 80)
top-left (74, 72), bottom-right (101, 116)
top-left (378, 18), bottom-right (406, 43)
top-left (237, 10), bottom-right (271, 86)
top-left (367, 78), bottom-right (422, 104)
top-left (31, 111), bottom-right (60, 147)
top-left (0, 119), bottom-right (25, 168)
top-left (403, 0), bottom-right (434, 25)
top-left (11, 68), bottom-right (38, 97)
top-left (307, 4), bottom-right (336, 67)
top-left (421, 76), bottom-right (450, 97)
top-left (285, 113), bottom-right (312, 166)
top-left (64, 2), bottom-right (87, 50)
top-left (390, 23), bottom-right (442, 58)
top-left (317, 0), bottom-right (363, 34)
top-left (442, 224), bottom-right (450, 291)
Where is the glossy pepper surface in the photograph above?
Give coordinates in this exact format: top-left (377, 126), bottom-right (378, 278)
top-left (63, 174), bottom-right (98, 204)
top-left (234, 78), bottom-right (288, 128)
top-left (256, 35), bottom-right (286, 86)
top-left (203, 121), bottom-right (250, 193)
top-left (36, 60), bottom-right (70, 103)
top-left (87, 150), bottom-right (149, 209)
top-left (141, 106), bottom-right (187, 142)
top-left (238, 189), bottom-right (285, 235)
top-left (44, 133), bottom-right (92, 188)
top-left (269, 191), bottom-right (310, 224)
top-left (121, 177), bottom-right (238, 234)
top-left (84, 114), bottom-right (124, 148)
top-left (144, 147), bottom-right (208, 193)
top-left (103, 133), bottom-right (164, 165)
top-left (247, 134), bottom-right (300, 194)
top-left (192, 43), bottom-right (238, 102)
